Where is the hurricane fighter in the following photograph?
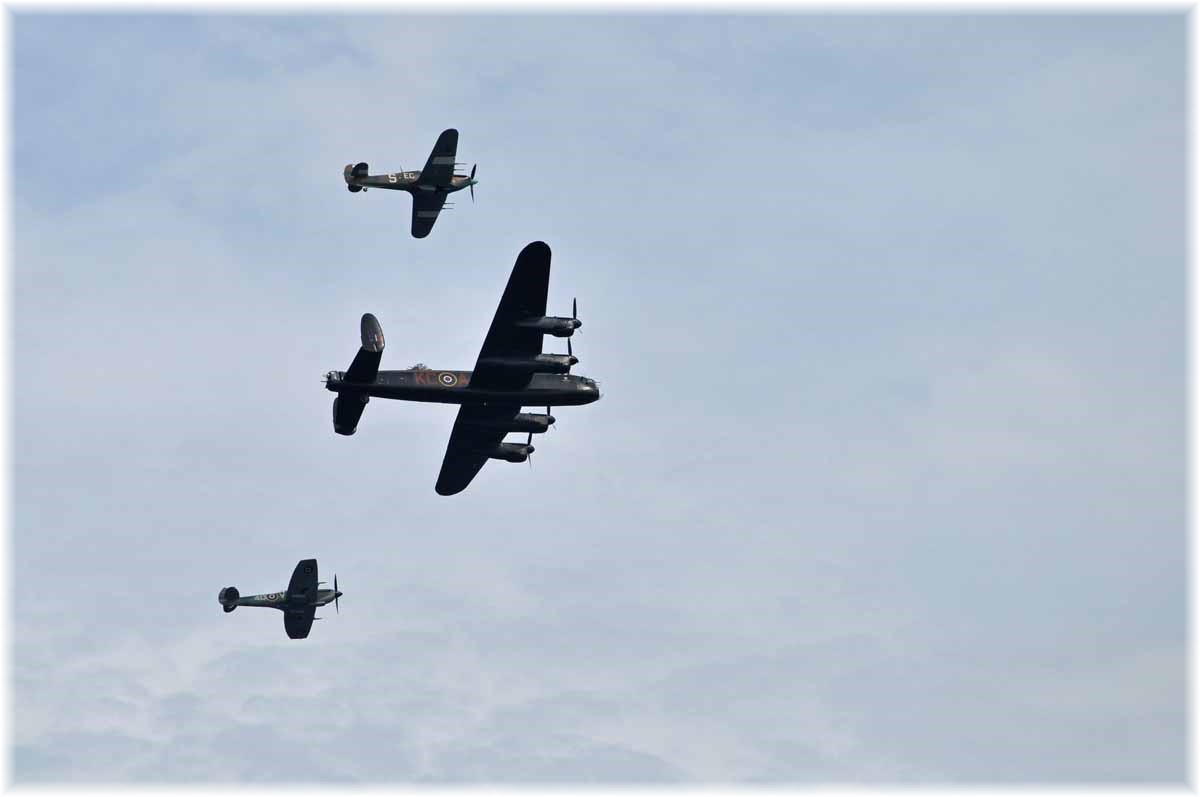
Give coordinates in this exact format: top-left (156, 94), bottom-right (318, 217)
top-left (343, 128), bottom-right (478, 238)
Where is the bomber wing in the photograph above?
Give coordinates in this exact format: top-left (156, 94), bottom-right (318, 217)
top-left (434, 405), bottom-right (522, 496)
top-left (468, 241), bottom-right (551, 390)
top-left (432, 242), bottom-right (553, 495)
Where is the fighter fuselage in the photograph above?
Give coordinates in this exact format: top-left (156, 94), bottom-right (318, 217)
top-left (232, 588), bottom-right (341, 610)
top-left (346, 169), bottom-right (475, 194)
top-left (325, 369), bottom-right (600, 407)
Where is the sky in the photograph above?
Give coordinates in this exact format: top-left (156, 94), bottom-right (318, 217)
top-left (11, 12), bottom-right (1186, 783)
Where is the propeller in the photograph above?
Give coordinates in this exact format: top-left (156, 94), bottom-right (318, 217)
top-left (470, 164), bottom-right (477, 202)
top-left (334, 574), bottom-right (340, 614)
top-left (526, 432), bottom-right (534, 469)
top-left (573, 297), bottom-right (579, 333)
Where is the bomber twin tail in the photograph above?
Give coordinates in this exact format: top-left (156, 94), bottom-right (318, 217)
top-left (219, 559), bottom-right (342, 640)
top-left (324, 241), bottom-right (601, 496)
top-left (343, 128), bottom-right (478, 239)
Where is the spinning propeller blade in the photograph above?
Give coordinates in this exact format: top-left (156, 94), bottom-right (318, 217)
top-left (470, 164), bottom-right (477, 202)
top-left (334, 574), bottom-right (340, 614)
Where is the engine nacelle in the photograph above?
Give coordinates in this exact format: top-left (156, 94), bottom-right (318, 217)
top-left (219, 586), bottom-right (240, 612)
top-left (477, 354), bottom-right (578, 374)
top-left (513, 316), bottom-right (581, 338)
top-left (464, 412), bottom-right (554, 434)
top-left (487, 442), bottom-right (535, 463)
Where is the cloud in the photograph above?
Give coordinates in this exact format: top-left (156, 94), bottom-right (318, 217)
top-left (11, 13), bottom-right (1186, 783)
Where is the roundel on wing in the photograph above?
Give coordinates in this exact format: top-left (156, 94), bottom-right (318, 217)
top-left (438, 372), bottom-right (458, 387)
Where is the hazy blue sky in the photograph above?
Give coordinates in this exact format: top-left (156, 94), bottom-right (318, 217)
top-left (12, 13), bottom-right (1185, 782)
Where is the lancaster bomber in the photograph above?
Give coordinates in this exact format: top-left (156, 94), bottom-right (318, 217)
top-left (218, 559), bottom-right (341, 640)
top-left (343, 128), bottom-right (477, 239)
top-left (325, 241), bottom-right (601, 496)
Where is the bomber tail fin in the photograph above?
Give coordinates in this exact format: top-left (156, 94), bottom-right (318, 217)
top-left (330, 314), bottom-right (385, 436)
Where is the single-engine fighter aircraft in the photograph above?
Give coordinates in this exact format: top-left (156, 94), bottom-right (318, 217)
top-left (218, 559), bottom-right (342, 640)
top-left (324, 241), bottom-right (601, 496)
top-left (343, 128), bottom-right (478, 238)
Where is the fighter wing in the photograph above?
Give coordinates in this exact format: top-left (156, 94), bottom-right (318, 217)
top-left (418, 128), bottom-right (458, 188)
top-left (286, 559), bottom-right (318, 601)
top-left (435, 404), bottom-right (521, 496)
top-left (410, 191), bottom-right (447, 239)
top-left (284, 607), bottom-right (316, 640)
top-left (468, 241), bottom-right (551, 390)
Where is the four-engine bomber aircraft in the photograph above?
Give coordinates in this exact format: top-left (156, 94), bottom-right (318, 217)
top-left (343, 128), bottom-right (478, 239)
top-left (325, 241), bottom-right (601, 496)
top-left (218, 559), bottom-right (342, 639)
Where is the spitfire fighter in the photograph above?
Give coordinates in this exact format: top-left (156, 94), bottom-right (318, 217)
top-left (219, 559), bottom-right (342, 640)
top-left (343, 128), bottom-right (478, 239)
top-left (324, 241), bottom-right (601, 496)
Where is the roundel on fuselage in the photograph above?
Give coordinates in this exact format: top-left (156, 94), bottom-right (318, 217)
top-left (438, 372), bottom-right (458, 387)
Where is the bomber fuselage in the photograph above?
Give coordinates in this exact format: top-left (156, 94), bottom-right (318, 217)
top-left (325, 369), bottom-right (600, 407)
